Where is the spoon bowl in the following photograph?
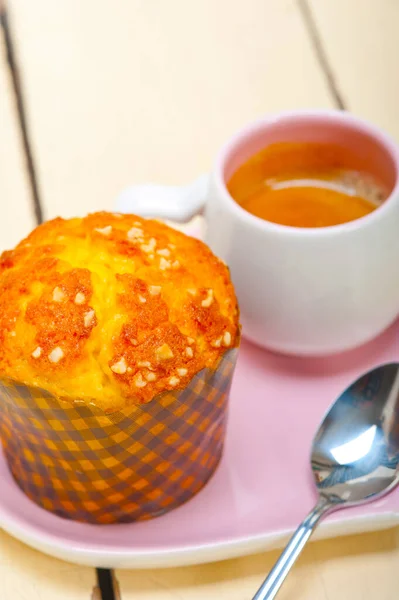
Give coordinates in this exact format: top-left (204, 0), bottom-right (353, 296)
top-left (312, 362), bottom-right (399, 505)
top-left (253, 362), bottom-right (399, 600)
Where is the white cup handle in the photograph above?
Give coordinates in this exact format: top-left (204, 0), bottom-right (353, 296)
top-left (115, 173), bottom-right (209, 223)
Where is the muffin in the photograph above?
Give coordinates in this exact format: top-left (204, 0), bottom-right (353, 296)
top-left (0, 212), bottom-right (239, 523)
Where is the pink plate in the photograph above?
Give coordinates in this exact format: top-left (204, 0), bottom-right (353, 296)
top-left (0, 325), bottom-right (399, 568)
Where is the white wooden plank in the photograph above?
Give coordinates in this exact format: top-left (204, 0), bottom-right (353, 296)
top-left (9, 0), bottom-right (334, 220)
top-left (308, 0), bottom-right (399, 141)
top-left (0, 529), bottom-right (96, 599)
top-left (116, 529), bottom-right (399, 600)
top-left (115, 542), bottom-right (326, 600)
top-left (314, 528), bottom-right (399, 600)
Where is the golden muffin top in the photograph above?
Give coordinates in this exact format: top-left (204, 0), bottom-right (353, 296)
top-left (0, 212), bottom-right (239, 411)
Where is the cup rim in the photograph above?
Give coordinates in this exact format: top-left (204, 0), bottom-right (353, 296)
top-left (214, 109), bottom-right (399, 236)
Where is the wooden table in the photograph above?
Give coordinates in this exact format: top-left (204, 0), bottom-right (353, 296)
top-left (1, 1), bottom-right (399, 598)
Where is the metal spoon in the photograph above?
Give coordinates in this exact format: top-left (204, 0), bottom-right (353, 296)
top-left (253, 362), bottom-right (399, 600)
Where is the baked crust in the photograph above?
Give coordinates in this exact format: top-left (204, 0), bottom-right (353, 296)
top-left (0, 212), bottom-right (239, 410)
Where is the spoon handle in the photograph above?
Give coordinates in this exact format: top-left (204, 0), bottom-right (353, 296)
top-left (252, 497), bottom-right (333, 600)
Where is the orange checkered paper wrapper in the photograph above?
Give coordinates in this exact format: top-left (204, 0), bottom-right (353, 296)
top-left (0, 348), bottom-right (238, 524)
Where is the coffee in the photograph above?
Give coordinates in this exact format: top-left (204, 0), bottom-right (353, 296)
top-left (227, 142), bottom-right (388, 228)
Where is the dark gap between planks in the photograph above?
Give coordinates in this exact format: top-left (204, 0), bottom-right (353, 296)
top-left (97, 568), bottom-right (117, 600)
top-left (297, 0), bottom-right (347, 110)
top-left (0, 3), bottom-right (43, 224)
top-left (0, 5), bottom-right (118, 600)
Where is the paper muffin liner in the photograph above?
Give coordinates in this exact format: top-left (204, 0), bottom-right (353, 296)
top-left (0, 348), bottom-right (238, 524)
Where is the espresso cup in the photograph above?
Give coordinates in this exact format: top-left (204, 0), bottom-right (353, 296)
top-left (116, 110), bottom-right (399, 356)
